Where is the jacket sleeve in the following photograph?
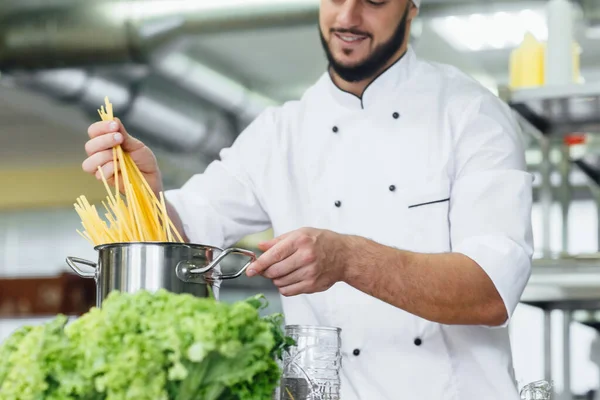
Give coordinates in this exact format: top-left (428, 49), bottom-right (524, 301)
top-left (164, 107), bottom-right (279, 248)
top-left (449, 93), bottom-right (534, 327)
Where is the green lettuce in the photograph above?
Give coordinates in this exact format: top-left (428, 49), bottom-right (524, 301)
top-left (0, 290), bottom-right (292, 400)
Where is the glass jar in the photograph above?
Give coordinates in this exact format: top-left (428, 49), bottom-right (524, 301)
top-left (279, 325), bottom-right (342, 400)
top-left (520, 380), bottom-right (552, 400)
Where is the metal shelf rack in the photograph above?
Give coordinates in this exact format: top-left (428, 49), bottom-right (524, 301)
top-left (501, 82), bottom-right (600, 398)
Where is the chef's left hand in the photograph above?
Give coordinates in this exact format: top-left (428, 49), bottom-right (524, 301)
top-left (246, 228), bottom-right (348, 296)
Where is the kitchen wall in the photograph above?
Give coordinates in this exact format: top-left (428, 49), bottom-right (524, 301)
top-left (0, 208), bottom-right (97, 278)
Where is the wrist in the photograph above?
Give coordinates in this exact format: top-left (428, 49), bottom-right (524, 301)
top-left (337, 234), bottom-right (361, 284)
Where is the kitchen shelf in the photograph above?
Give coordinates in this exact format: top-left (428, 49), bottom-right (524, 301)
top-left (522, 255), bottom-right (600, 309)
top-left (501, 82), bottom-right (600, 135)
top-left (519, 255), bottom-right (600, 388)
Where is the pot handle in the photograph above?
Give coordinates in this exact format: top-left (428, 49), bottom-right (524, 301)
top-left (176, 247), bottom-right (256, 282)
top-left (66, 257), bottom-right (97, 279)
top-left (214, 248), bottom-right (257, 280)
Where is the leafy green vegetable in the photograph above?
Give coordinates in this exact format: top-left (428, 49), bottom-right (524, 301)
top-left (0, 290), bottom-right (292, 400)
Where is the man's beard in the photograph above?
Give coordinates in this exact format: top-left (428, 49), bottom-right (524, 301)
top-left (319, 6), bottom-right (411, 83)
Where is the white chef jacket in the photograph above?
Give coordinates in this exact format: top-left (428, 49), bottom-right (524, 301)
top-left (165, 45), bottom-right (534, 399)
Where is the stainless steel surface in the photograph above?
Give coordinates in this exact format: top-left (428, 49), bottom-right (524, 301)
top-left (154, 52), bottom-right (277, 125)
top-left (123, 74), bottom-right (237, 154)
top-left (597, 201), bottom-right (600, 253)
top-left (544, 310), bottom-right (552, 382)
top-left (65, 257), bottom-right (97, 279)
top-left (13, 69), bottom-right (237, 156)
top-left (66, 242), bottom-right (256, 307)
top-left (522, 256), bottom-right (600, 305)
top-left (560, 144), bottom-right (571, 254)
top-left (562, 310), bottom-right (572, 398)
top-left (504, 82), bottom-right (600, 135)
top-left (509, 82), bottom-right (600, 104)
top-left (540, 137), bottom-right (553, 258)
top-left (176, 247), bottom-right (256, 282)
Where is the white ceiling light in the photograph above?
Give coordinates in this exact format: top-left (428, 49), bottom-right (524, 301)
top-left (431, 9), bottom-right (548, 52)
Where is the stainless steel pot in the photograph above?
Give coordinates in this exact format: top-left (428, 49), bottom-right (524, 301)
top-left (66, 242), bottom-right (256, 307)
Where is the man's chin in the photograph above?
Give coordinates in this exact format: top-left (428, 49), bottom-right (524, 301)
top-left (330, 58), bottom-right (368, 71)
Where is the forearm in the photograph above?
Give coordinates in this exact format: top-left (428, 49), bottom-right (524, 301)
top-left (341, 235), bottom-right (507, 326)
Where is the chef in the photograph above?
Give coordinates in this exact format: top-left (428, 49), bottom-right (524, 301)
top-left (83, 0), bottom-right (534, 398)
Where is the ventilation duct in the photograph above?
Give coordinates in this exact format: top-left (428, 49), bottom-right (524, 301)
top-left (0, 0), bottom-right (318, 70)
top-left (0, 0), bottom-right (306, 130)
top-left (125, 76), bottom-right (236, 155)
top-left (14, 68), bottom-right (236, 155)
top-left (154, 52), bottom-right (277, 125)
top-left (0, 0), bottom-right (315, 154)
top-left (23, 69), bottom-right (133, 112)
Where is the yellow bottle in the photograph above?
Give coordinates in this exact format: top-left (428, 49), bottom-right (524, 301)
top-left (509, 32), bottom-right (545, 89)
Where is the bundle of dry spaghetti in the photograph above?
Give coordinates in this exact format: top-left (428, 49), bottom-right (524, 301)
top-left (75, 97), bottom-right (184, 246)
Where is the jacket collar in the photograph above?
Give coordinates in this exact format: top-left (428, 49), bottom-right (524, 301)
top-left (325, 45), bottom-right (417, 110)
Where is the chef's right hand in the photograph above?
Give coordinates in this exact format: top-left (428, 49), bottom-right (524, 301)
top-left (82, 118), bottom-right (163, 196)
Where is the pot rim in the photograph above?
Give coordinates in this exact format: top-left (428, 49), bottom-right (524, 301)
top-left (93, 241), bottom-right (223, 252)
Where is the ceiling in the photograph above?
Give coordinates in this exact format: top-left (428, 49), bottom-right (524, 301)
top-left (184, 25), bottom-right (327, 102)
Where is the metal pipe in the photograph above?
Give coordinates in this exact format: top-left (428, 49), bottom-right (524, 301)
top-left (540, 137), bottom-right (553, 258)
top-left (153, 52), bottom-right (277, 125)
top-left (559, 143), bottom-right (571, 255)
top-left (597, 201), bottom-right (600, 252)
top-left (123, 74), bottom-right (236, 154)
top-left (15, 68), bottom-right (236, 155)
top-left (544, 309), bottom-right (552, 382)
top-left (562, 310), bottom-right (572, 399)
